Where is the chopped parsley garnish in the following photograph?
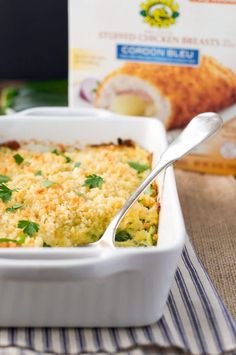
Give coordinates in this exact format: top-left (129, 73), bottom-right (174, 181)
top-left (74, 161), bottom-right (81, 169)
top-left (17, 234), bottom-right (27, 244)
top-left (52, 149), bottom-right (72, 163)
top-left (0, 234), bottom-right (26, 245)
top-left (41, 180), bottom-right (55, 188)
top-left (13, 153), bottom-right (24, 165)
top-left (84, 174), bottom-right (104, 189)
top-left (34, 170), bottom-right (42, 176)
top-left (0, 174), bottom-right (11, 183)
top-left (0, 237), bottom-right (19, 244)
top-left (43, 242), bottom-right (51, 247)
top-left (17, 220), bottom-right (39, 237)
top-left (115, 230), bottom-right (132, 242)
top-left (128, 161), bottom-right (149, 173)
top-left (51, 149), bottom-right (60, 156)
top-left (64, 155), bottom-right (72, 163)
top-left (6, 203), bottom-right (23, 213)
top-left (0, 183), bottom-right (17, 202)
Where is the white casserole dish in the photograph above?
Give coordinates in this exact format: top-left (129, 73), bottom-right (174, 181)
top-left (0, 107), bottom-right (185, 327)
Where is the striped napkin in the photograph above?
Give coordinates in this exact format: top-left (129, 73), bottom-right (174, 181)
top-left (0, 236), bottom-right (235, 355)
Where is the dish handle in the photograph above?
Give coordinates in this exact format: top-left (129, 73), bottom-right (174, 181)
top-left (0, 251), bottom-right (135, 281)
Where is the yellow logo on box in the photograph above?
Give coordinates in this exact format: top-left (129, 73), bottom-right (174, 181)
top-left (140, 0), bottom-right (180, 28)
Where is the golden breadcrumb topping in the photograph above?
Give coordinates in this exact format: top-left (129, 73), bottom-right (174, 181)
top-left (0, 141), bottom-right (159, 247)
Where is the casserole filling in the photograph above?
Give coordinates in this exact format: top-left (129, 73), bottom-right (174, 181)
top-left (0, 140), bottom-right (159, 247)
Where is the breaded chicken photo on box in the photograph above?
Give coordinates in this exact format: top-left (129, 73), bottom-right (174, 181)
top-left (95, 56), bottom-right (236, 129)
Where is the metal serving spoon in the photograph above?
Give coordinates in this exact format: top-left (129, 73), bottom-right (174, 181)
top-left (96, 112), bottom-right (222, 248)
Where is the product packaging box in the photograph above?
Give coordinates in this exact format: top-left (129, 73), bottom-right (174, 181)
top-left (69, 0), bottom-right (236, 175)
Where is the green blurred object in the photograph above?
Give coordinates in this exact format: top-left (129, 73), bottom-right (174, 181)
top-left (1, 80), bottom-right (68, 113)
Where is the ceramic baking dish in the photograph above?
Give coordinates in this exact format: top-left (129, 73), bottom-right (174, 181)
top-left (0, 107), bottom-right (185, 327)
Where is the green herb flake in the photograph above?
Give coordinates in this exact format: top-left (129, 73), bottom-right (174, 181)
top-left (128, 161), bottom-right (149, 173)
top-left (0, 183), bottom-right (16, 202)
top-left (34, 170), bottom-right (42, 176)
top-left (52, 149), bottom-right (72, 163)
top-left (0, 174), bottom-right (11, 183)
top-left (74, 161), bottom-right (81, 169)
top-left (84, 174), bottom-right (104, 189)
top-left (17, 234), bottom-right (27, 244)
top-left (0, 234), bottom-right (26, 245)
top-left (0, 237), bottom-right (18, 244)
top-left (17, 220), bottom-right (39, 237)
top-left (52, 149), bottom-right (60, 156)
top-left (6, 203), bottom-right (23, 213)
top-left (43, 242), bottom-right (51, 247)
top-left (115, 230), bottom-right (132, 242)
top-left (41, 180), bottom-right (55, 188)
top-left (64, 155), bottom-right (72, 163)
top-left (13, 154), bottom-right (24, 165)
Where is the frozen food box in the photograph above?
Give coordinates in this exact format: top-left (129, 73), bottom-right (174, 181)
top-left (69, 0), bottom-right (236, 175)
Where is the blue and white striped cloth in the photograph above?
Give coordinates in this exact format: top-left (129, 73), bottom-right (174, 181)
top-left (0, 236), bottom-right (235, 355)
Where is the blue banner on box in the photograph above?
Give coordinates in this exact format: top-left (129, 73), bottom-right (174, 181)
top-left (117, 44), bottom-right (199, 66)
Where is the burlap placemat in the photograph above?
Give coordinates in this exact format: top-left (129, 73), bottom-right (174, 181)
top-left (175, 169), bottom-right (236, 320)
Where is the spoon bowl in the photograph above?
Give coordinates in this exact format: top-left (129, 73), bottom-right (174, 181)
top-left (96, 112), bottom-right (222, 248)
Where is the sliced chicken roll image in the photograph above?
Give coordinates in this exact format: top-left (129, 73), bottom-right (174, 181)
top-left (95, 56), bottom-right (236, 129)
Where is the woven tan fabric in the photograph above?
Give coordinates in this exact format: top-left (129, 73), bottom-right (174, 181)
top-left (175, 169), bottom-right (236, 320)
